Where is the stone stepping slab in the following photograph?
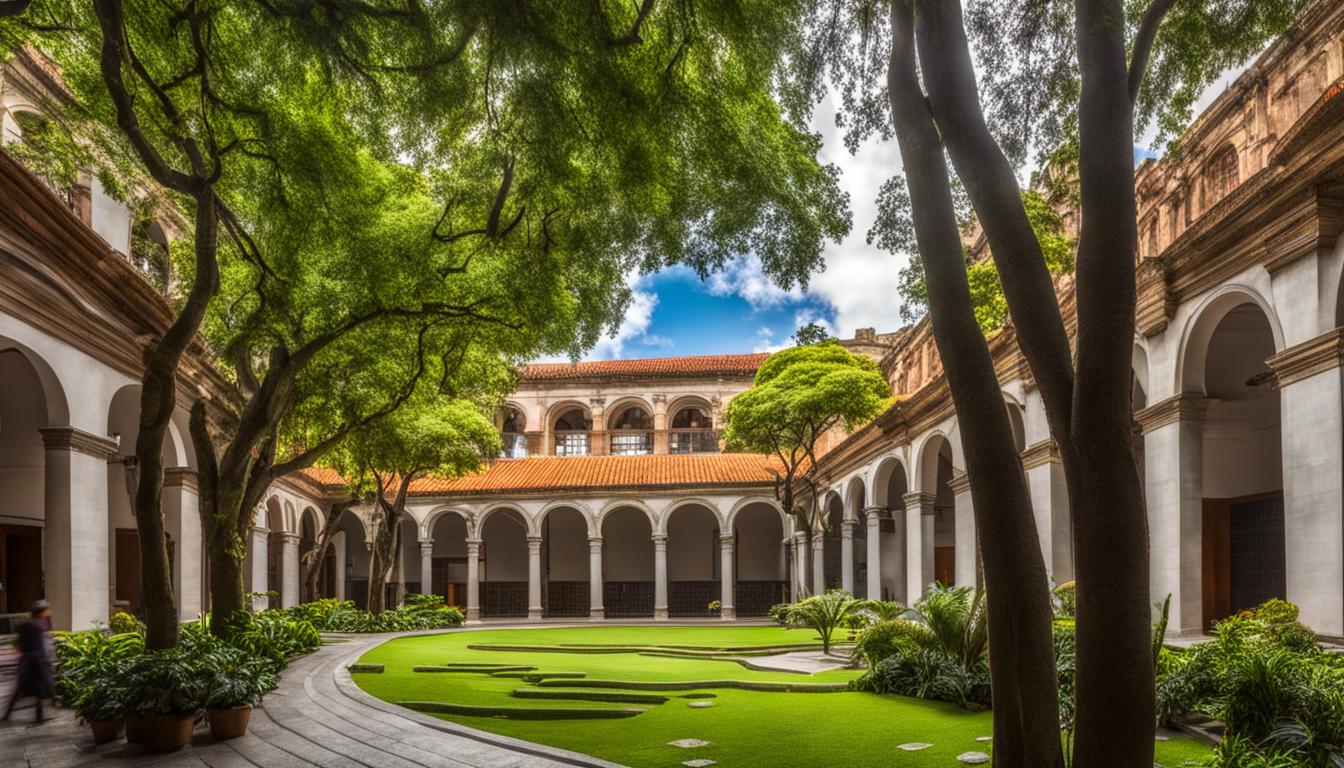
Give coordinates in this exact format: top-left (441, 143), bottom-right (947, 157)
top-left (957, 752), bottom-right (991, 764)
top-left (668, 739), bottom-right (712, 748)
top-left (897, 743), bottom-right (933, 751)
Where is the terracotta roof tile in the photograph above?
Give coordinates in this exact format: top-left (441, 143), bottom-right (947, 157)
top-left (521, 353), bottom-right (768, 381)
top-left (412, 453), bottom-right (780, 495)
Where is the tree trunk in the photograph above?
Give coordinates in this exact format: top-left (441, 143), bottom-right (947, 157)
top-left (1069, 0), bottom-right (1155, 763)
top-left (303, 500), bottom-right (348, 602)
top-left (886, 3), bottom-right (1065, 765)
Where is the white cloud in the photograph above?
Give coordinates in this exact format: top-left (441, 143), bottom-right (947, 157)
top-left (586, 278), bottom-right (659, 361)
top-left (751, 325), bottom-right (789, 354)
top-left (705, 254), bottom-right (804, 310)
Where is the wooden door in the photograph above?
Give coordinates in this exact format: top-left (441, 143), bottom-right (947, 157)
top-left (934, 546), bottom-right (955, 586)
top-left (1, 525), bottom-right (43, 614)
top-left (115, 528), bottom-right (142, 614)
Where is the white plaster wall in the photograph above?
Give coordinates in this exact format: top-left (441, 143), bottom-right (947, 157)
top-left (601, 510), bottom-right (654, 580)
top-left (481, 513), bottom-right (528, 581)
top-left (89, 176), bottom-right (131, 256)
top-left (667, 506), bottom-right (718, 581)
top-left (733, 506), bottom-right (783, 580)
top-left (542, 508), bottom-right (588, 581)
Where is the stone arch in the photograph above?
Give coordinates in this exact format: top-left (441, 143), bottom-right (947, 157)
top-left (1132, 339), bottom-right (1152, 410)
top-left (658, 497), bottom-right (725, 534)
top-left (605, 396), bottom-right (655, 427)
top-left (667, 395), bottom-right (715, 427)
top-left (538, 500), bottom-right (597, 538)
top-left (264, 496), bottom-right (284, 532)
top-left (283, 500), bottom-right (298, 534)
top-left (1177, 285), bottom-right (1285, 395)
top-left (726, 496), bottom-right (786, 531)
top-left (421, 505), bottom-right (474, 540)
top-left (843, 477), bottom-right (866, 521)
top-left (869, 454), bottom-right (909, 509)
top-left (477, 503), bottom-right (533, 537)
top-left (597, 498), bottom-right (658, 531)
top-left (914, 430), bottom-right (954, 493)
top-left (1002, 392), bottom-right (1027, 453)
top-left (548, 400), bottom-right (592, 456)
top-left (300, 505), bottom-right (324, 537)
top-left (0, 336), bottom-right (69, 426)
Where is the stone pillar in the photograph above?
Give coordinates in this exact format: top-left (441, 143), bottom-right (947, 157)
top-left (811, 532), bottom-right (825, 595)
top-left (39, 427), bottom-right (114, 631)
top-left (332, 530), bottom-right (347, 601)
top-left (792, 531), bottom-right (808, 598)
top-left (589, 397), bottom-right (607, 456)
top-left (419, 541), bottom-right (434, 599)
top-left (465, 539), bottom-right (481, 622)
top-left (527, 535), bottom-right (543, 620)
top-left (278, 532), bottom-right (301, 608)
top-left (903, 491), bottom-right (935, 605)
top-left (588, 537), bottom-right (604, 620)
top-left (249, 526), bottom-right (270, 611)
top-left (948, 471), bottom-right (978, 589)
top-left (653, 534), bottom-right (669, 619)
top-left (719, 534), bottom-right (736, 619)
top-left (1022, 441), bottom-right (1073, 581)
top-left (163, 468), bottom-right (202, 620)
top-left (1138, 395), bottom-right (1208, 635)
top-left (779, 538), bottom-right (792, 604)
top-left (1270, 331), bottom-right (1344, 635)
top-left (840, 520), bottom-right (856, 594)
top-left (652, 394), bottom-right (669, 454)
top-left (864, 508), bottom-right (883, 601)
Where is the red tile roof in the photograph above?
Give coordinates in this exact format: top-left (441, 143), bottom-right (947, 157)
top-left (521, 353), bottom-right (768, 381)
top-left (300, 453), bottom-right (782, 497)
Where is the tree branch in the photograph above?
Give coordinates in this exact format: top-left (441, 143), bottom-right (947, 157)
top-left (1128, 0), bottom-right (1176, 104)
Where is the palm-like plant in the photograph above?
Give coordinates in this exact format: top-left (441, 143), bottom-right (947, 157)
top-left (789, 590), bottom-right (865, 654)
top-left (904, 584), bottom-right (988, 672)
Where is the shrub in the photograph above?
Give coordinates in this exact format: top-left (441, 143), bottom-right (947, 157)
top-left (788, 591), bottom-right (865, 653)
top-left (851, 619), bottom-right (933, 670)
top-left (288, 598), bottom-right (464, 633)
top-left (1255, 598), bottom-right (1300, 626)
top-left (108, 611), bottom-right (144, 636)
top-left (768, 603), bottom-right (796, 627)
top-left (114, 649), bottom-right (213, 717)
top-left (871, 649), bottom-right (990, 710)
top-left (859, 600), bottom-right (906, 623)
top-left (1053, 580), bottom-right (1076, 618)
top-left (54, 630), bottom-right (144, 722)
top-left (199, 644), bottom-right (278, 709)
top-left (222, 610), bottom-right (321, 669)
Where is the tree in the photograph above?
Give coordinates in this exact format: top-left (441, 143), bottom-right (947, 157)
top-left (793, 322), bottom-right (834, 346)
top-left (327, 391), bottom-right (500, 615)
top-left (789, 590), bottom-right (865, 654)
top-left (722, 341), bottom-right (889, 564)
top-left (15, 0), bottom-right (850, 646)
top-left (301, 496), bottom-right (355, 605)
top-left (787, 0), bottom-right (1303, 764)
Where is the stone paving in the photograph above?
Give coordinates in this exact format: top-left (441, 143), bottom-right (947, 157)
top-left (0, 632), bottom-right (625, 768)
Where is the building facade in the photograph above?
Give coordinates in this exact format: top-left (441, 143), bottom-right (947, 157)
top-left (4, 5), bottom-right (1344, 636)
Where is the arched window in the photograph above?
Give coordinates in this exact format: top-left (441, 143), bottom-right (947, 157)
top-left (609, 405), bottom-right (653, 455)
top-left (500, 406), bottom-right (527, 458)
top-left (130, 219), bottom-right (171, 295)
top-left (1204, 146), bottom-right (1239, 209)
top-left (669, 405), bottom-right (717, 453)
top-left (8, 110), bottom-right (78, 208)
top-left (553, 407), bottom-right (591, 456)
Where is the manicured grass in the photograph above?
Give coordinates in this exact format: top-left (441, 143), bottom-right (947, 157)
top-left (353, 626), bottom-right (1211, 768)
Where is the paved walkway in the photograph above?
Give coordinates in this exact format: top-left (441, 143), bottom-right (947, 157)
top-left (735, 650), bottom-right (855, 674)
top-left (0, 632), bottom-right (624, 768)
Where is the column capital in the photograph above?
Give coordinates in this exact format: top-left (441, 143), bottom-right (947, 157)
top-left (40, 426), bottom-right (118, 460)
top-left (811, 530), bottom-right (825, 543)
top-left (651, 533), bottom-right (668, 547)
top-left (719, 533), bottom-right (735, 546)
top-left (465, 539), bottom-right (482, 554)
top-left (947, 469), bottom-right (973, 494)
top-left (252, 526), bottom-right (271, 537)
top-left (840, 519), bottom-right (857, 536)
top-left (1020, 439), bottom-right (1060, 470)
top-left (419, 541), bottom-right (434, 554)
top-left (861, 505), bottom-right (887, 520)
top-left (527, 536), bottom-right (543, 550)
top-left (1267, 327), bottom-right (1344, 387)
top-left (1135, 393), bottom-right (1212, 433)
top-left (163, 466), bottom-right (198, 491)
top-left (275, 531), bottom-right (301, 543)
top-left (903, 491), bottom-right (936, 512)
top-left (587, 536), bottom-right (604, 546)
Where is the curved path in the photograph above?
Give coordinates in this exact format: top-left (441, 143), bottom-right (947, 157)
top-left (0, 631), bottom-right (625, 768)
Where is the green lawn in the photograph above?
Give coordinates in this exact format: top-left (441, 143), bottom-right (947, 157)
top-left (352, 625), bottom-right (1211, 768)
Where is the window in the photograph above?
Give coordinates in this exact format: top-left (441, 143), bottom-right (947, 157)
top-left (1204, 146), bottom-right (1239, 209)
top-left (609, 405), bottom-right (653, 455)
top-left (553, 408), bottom-right (591, 456)
top-left (500, 406), bottom-right (527, 458)
top-left (130, 220), bottom-right (171, 295)
top-left (670, 406), bottom-right (717, 453)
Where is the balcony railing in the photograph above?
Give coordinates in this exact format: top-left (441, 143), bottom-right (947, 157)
top-left (610, 431), bottom-right (653, 456)
top-left (670, 429), bottom-right (718, 454)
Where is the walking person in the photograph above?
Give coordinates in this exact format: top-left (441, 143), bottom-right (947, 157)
top-left (2, 600), bottom-right (55, 723)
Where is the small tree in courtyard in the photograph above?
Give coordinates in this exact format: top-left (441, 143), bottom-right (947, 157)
top-left (722, 340), bottom-right (889, 588)
top-left (790, 590), bottom-right (865, 654)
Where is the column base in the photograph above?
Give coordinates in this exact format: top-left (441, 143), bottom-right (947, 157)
top-left (654, 607), bottom-right (668, 620)
top-left (719, 607), bottom-right (735, 621)
top-left (466, 607), bottom-right (480, 622)
top-left (589, 608), bottom-right (605, 621)
top-left (528, 608), bottom-right (543, 622)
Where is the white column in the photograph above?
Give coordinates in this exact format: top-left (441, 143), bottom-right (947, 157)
top-left (465, 539), bottom-right (481, 621)
top-left (840, 520), bottom-right (856, 594)
top-left (588, 537), bottom-right (604, 620)
top-left (1139, 395), bottom-right (1207, 635)
top-left (719, 534), bottom-right (735, 619)
top-left (332, 530), bottom-right (347, 601)
top-left (653, 533), bottom-right (669, 619)
top-left (864, 508), bottom-right (883, 601)
top-left (163, 467), bottom-right (201, 620)
top-left (249, 526), bottom-right (270, 611)
top-left (39, 427), bottom-right (114, 631)
top-left (793, 531), bottom-right (808, 598)
top-left (811, 533), bottom-right (825, 595)
top-left (527, 535), bottom-right (543, 620)
top-left (904, 491), bottom-right (935, 605)
top-left (419, 541), bottom-right (434, 598)
top-left (1023, 443), bottom-right (1073, 581)
top-left (1270, 334), bottom-right (1344, 635)
top-left (948, 471), bottom-right (978, 589)
top-left (278, 532), bottom-right (301, 608)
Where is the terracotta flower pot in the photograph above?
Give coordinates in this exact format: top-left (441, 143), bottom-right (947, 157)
top-left (206, 704), bottom-right (252, 740)
top-left (124, 713), bottom-right (145, 744)
top-left (141, 712), bottom-right (198, 753)
top-left (89, 717), bottom-right (124, 744)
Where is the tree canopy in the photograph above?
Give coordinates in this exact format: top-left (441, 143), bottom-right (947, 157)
top-left (722, 341), bottom-right (889, 540)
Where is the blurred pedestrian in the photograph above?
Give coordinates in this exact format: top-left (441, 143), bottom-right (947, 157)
top-left (1, 600), bottom-right (55, 723)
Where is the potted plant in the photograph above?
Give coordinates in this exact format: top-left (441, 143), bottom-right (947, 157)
top-left (55, 629), bottom-right (143, 744)
top-left (202, 646), bottom-right (277, 739)
top-left (119, 650), bottom-right (208, 753)
top-left (67, 674), bottom-right (126, 743)
top-left (707, 600), bottom-right (722, 617)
